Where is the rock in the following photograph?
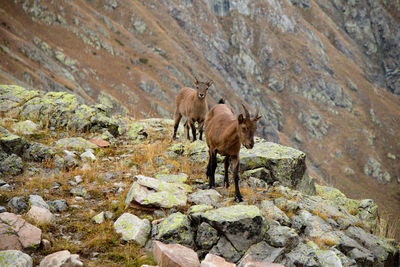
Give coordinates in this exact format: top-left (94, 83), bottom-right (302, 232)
top-left (27, 206), bottom-right (54, 224)
top-left (154, 173), bottom-right (188, 183)
top-left (188, 205), bottom-right (214, 215)
top-left (357, 199), bottom-right (378, 232)
top-left (39, 250), bottom-right (83, 267)
top-left (0, 126), bottom-right (27, 155)
top-left (0, 206), bottom-right (6, 213)
top-left (0, 250), bottom-right (33, 267)
top-left (239, 141), bottom-right (314, 194)
top-left (189, 189), bottom-right (221, 206)
top-left (265, 225), bottom-right (299, 249)
top-left (123, 122), bottom-right (148, 142)
top-left (0, 152), bottom-right (24, 176)
top-left (155, 212), bottom-right (194, 248)
top-left (315, 185), bottom-right (359, 215)
top-left (201, 253), bottom-right (236, 267)
top-left (29, 195), bottom-right (50, 209)
top-left (238, 241), bottom-right (285, 267)
top-left (88, 138), bottom-right (110, 147)
top-left (346, 226), bottom-right (399, 266)
top-left (281, 241), bottom-right (321, 266)
top-left (260, 200), bottom-right (291, 226)
top-left (125, 175), bottom-right (189, 209)
top-left (8, 196), bottom-right (28, 214)
top-left (70, 187), bottom-right (87, 197)
top-left (197, 205), bottom-right (265, 252)
top-left (93, 211), bottom-right (105, 224)
top-left (153, 240), bottom-right (200, 267)
top-left (195, 222), bottom-right (219, 250)
top-left (11, 120), bottom-right (39, 136)
top-left (186, 140), bottom-right (209, 164)
top-left (22, 142), bottom-right (56, 162)
top-left (209, 236), bottom-right (241, 263)
top-left (113, 213), bottom-right (150, 246)
top-left (0, 212), bottom-right (41, 250)
top-left (55, 137), bottom-right (98, 151)
top-left (0, 85), bottom-right (39, 116)
top-left (47, 199), bottom-right (68, 212)
top-left (80, 150), bottom-right (96, 162)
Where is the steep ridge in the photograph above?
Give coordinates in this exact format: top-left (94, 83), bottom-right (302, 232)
top-left (0, 0), bottom-right (399, 239)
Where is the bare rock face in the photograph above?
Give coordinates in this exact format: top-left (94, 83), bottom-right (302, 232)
top-left (0, 212), bottom-right (41, 250)
top-left (39, 250), bottom-right (83, 267)
top-left (153, 241), bottom-right (200, 267)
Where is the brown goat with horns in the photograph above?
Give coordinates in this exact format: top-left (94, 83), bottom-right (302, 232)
top-left (205, 100), bottom-right (261, 202)
top-left (173, 77), bottom-right (214, 141)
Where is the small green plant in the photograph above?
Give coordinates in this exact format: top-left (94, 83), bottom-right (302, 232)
top-left (139, 58), bottom-right (148, 64)
top-left (114, 38), bottom-right (124, 46)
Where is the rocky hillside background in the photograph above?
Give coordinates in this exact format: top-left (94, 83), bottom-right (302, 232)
top-left (0, 0), bottom-right (399, 239)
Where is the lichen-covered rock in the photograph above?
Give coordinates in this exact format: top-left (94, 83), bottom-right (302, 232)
top-left (154, 173), bottom-right (188, 183)
top-left (93, 212), bottom-right (105, 224)
top-left (281, 241), bottom-right (321, 266)
top-left (188, 205), bottom-right (214, 215)
top-left (189, 189), bottom-right (221, 206)
top-left (0, 85), bottom-right (39, 116)
top-left (346, 226), bottom-right (399, 266)
top-left (197, 205), bottom-right (265, 252)
top-left (155, 212), bottom-right (194, 248)
top-left (238, 241), bottom-right (285, 267)
top-left (209, 236), bottom-right (242, 263)
top-left (185, 140), bottom-right (209, 164)
top-left (39, 250), bottom-right (83, 267)
top-left (11, 120), bottom-right (39, 136)
top-left (0, 126), bottom-right (27, 155)
top-left (315, 185), bottom-right (359, 215)
top-left (8, 196), bottom-right (28, 214)
top-left (0, 212), bottom-right (42, 250)
top-left (47, 199), bottom-right (68, 212)
top-left (125, 175), bottom-right (189, 208)
top-left (0, 250), bottom-right (33, 267)
top-left (357, 199), bottom-right (378, 233)
top-left (239, 141), bottom-right (314, 194)
top-left (113, 213), bottom-right (150, 246)
top-left (196, 222), bottom-right (219, 250)
top-left (0, 151), bottom-right (24, 176)
top-left (242, 167), bottom-right (272, 182)
top-left (23, 142), bottom-right (56, 162)
top-left (123, 122), bottom-right (148, 142)
top-left (260, 200), bottom-right (291, 226)
top-left (265, 225), bottom-right (299, 249)
top-left (54, 137), bottom-right (98, 151)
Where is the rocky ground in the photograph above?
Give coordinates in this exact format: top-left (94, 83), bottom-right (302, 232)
top-left (1, 85), bottom-right (399, 266)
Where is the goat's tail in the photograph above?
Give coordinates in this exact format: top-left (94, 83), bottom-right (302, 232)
top-left (218, 98), bottom-right (225, 104)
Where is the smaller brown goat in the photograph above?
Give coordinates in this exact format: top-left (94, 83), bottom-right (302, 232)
top-left (205, 100), bottom-right (261, 202)
top-left (172, 77), bottom-right (213, 141)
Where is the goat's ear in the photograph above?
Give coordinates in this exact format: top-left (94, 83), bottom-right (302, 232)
top-left (207, 80), bottom-right (214, 87)
top-left (238, 114), bottom-right (245, 124)
top-left (254, 115), bottom-right (262, 121)
top-left (194, 77), bottom-right (199, 86)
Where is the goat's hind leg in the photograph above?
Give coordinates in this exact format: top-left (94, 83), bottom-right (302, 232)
top-left (207, 149), bottom-right (217, 188)
top-left (184, 120), bottom-right (190, 140)
top-left (190, 121), bottom-right (197, 141)
top-left (173, 111), bottom-right (182, 140)
top-left (223, 155), bottom-right (230, 188)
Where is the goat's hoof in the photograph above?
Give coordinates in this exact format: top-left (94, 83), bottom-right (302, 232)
top-left (235, 196), bottom-right (243, 202)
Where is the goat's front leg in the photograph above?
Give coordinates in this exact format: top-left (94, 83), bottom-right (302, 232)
top-left (224, 155), bottom-right (230, 188)
top-left (198, 120), bottom-right (205, 141)
top-left (231, 155), bottom-right (243, 202)
top-left (190, 121), bottom-right (197, 141)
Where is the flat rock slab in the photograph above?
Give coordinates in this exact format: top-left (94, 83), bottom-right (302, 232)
top-left (153, 240), bottom-right (200, 267)
top-left (0, 212), bottom-right (41, 250)
top-left (189, 189), bottom-right (221, 206)
top-left (39, 250), bottom-right (83, 267)
top-left (113, 213), bottom-right (150, 246)
top-left (125, 175), bottom-right (189, 208)
top-left (197, 205), bottom-right (264, 252)
top-left (0, 250), bottom-right (33, 267)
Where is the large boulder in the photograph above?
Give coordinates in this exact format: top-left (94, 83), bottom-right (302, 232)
top-left (0, 212), bottom-right (42, 250)
top-left (196, 205), bottom-right (265, 252)
top-left (0, 85), bottom-right (39, 117)
top-left (113, 213), bottom-right (150, 246)
top-left (125, 175), bottom-right (189, 208)
top-left (239, 140), bottom-right (315, 194)
top-left (0, 250), bottom-right (33, 267)
top-left (0, 151), bottom-right (24, 176)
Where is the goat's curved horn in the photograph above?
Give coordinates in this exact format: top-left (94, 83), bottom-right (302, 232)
top-left (254, 106), bottom-right (259, 119)
top-left (194, 76), bottom-right (199, 85)
top-left (241, 103), bottom-right (250, 119)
